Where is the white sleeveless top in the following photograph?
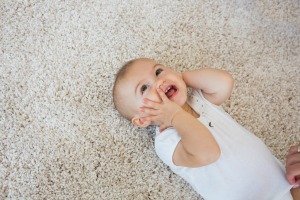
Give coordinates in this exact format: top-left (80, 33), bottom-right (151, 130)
top-left (155, 89), bottom-right (293, 200)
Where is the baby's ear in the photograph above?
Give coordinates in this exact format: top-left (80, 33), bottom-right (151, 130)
top-left (132, 116), bottom-right (151, 128)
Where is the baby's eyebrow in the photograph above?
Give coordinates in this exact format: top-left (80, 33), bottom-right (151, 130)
top-left (154, 63), bottom-right (161, 68)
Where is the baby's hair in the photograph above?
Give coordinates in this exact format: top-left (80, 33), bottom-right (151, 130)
top-left (113, 59), bottom-right (138, 120)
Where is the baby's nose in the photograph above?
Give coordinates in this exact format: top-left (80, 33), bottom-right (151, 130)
top-left (156, 79), bottom-right (166, 90)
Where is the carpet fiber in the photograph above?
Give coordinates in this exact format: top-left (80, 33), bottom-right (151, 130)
top-left (1, 0), bottom-right (299, 199)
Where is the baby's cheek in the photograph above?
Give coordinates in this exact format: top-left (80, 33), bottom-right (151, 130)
top-left (175, 95), bottom-right (187, 106)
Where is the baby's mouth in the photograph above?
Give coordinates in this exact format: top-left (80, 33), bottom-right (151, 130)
top-left (164, 85), bottom-right (178, 99)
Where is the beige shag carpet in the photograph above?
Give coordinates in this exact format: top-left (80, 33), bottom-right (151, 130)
top-left (1, 0), bottom-right (299, 199)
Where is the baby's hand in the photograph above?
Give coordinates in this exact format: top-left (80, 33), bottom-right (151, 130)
top-left (286, 144), bottom-right (300, 188)
top-left (139, 88), bottom-right (183, 132)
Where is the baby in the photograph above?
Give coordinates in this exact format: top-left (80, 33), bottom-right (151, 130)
top-left (113, 58), bottom-right (296, 199)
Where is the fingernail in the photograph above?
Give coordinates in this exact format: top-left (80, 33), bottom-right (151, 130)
top-left (293, 184), bottom-right (300, 188)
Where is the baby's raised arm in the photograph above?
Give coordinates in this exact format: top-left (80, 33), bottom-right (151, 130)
top-left (140, 68), bottom-right (234, 168)
top-left (182, 68), bottom-right (234, 105)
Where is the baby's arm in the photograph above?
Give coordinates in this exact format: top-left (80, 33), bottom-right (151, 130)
top-left (140, 89), bottom-right (220, 167)
top-left (182, 68), bottom-right (234, 105)
top-left (140, 69), bottom-right (233, 167)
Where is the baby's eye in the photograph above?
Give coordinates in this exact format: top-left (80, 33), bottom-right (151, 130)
top-left (155, 68), bottom-right (163, 76)
top-left (141, 85), bottom-right (148, 94)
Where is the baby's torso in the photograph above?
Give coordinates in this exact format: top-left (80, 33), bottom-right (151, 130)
top-left (155, 89), bottom-right (292, 200)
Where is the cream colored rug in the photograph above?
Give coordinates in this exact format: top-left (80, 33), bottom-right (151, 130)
top-left (1, 0), bottom-right (299, 199)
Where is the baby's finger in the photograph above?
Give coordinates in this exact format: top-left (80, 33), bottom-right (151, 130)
top-left (140, 107), bottom-right (160, 115)
top-left (286, 153), bottom-right (300, 166)
top-left (139, 115), bottom-right (153, 122)
top-left (286, 162), bottom-right (300, 184)
top-left (288, 145), bottom-right (300, 155)
top-left (157, 88), bottom-right (169, 102)
top-left (142, 98), bottom-right (161, 109)
top-left (140, 115), bottom-right (160, 124)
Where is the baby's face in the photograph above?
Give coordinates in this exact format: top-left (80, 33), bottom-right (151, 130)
top-left (119, 58), bottom-right (187, 122)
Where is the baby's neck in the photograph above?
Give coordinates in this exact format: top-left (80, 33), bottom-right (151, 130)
top-left (182, 103), bottom-right (200, 118)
